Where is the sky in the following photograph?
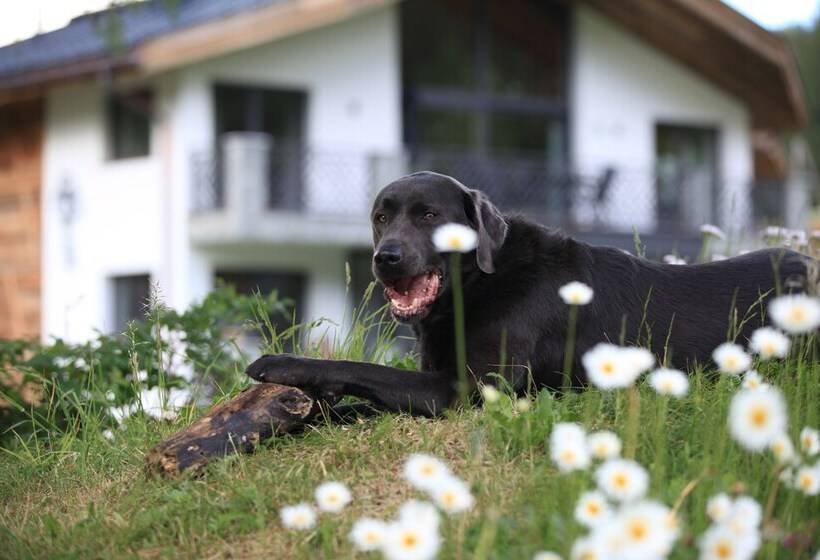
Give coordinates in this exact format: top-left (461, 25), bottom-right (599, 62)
top-left (0, 0), bottom-right (818, 48)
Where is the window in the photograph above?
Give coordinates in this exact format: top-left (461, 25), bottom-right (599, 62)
top-left (111, 274), bottom-right (151, 333)
top-left (107, 90), bottom-right (153, 159)
top-left (655, 124), bottom-right (719, 232)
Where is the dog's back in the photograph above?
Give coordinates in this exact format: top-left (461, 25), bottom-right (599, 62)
top-left (458, 217), bottom-right (811, 387)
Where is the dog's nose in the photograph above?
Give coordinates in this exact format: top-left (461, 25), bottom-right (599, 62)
top-left (374, 245), bottom-right (403, 267)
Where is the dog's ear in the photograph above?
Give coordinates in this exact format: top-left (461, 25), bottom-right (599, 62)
top-left (463, 188), bottom-right (508, 274)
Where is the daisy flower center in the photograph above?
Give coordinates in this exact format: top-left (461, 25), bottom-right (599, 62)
top-left (661, 380), bottom-right (673, 392)
top-left (612, 472), bottom-right (629, 489)
top-left (443, 492), bottom-right (456, 506)
top-left (716, 542), bottom-right (733, 559)
top-left (586, 502), bottom-right (601, 515)
top-left (447, 236), bottom-right (463, 250)
top-left (726, 357), bottom-right (738, 369)
top-left (561, 449), bottom-right (577, 463)
top-left (602, 362), bottom-right (615, 376)
top-left (798, 474), bottom-right (813, 490)
top-left (421, 464), bottom-right (435, 476)
top-left (628, 520), bottom-right (648, 541)
top-left (790, 308), bottom-right (805, 323)
top-left (402, 532), bottom-right (419, 549)
top-left (764, 343), bottom-right (775, 355)
top-left (365, 532), bottom-right (379, 544)
top-left (749, 405), bottom-right (769, 428)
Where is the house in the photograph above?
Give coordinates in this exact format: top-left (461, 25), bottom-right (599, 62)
top-left (0, 0), bottom-right (809, 343)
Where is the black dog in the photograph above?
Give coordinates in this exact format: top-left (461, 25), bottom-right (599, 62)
top-left (247, 172), bottom-right (808, 416)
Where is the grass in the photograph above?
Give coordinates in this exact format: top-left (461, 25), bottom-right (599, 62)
top-left (0, 286), bottom-right (818, 559)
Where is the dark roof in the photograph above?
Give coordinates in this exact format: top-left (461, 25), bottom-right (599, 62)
top-left (0, 0), bottom-right (283, 80)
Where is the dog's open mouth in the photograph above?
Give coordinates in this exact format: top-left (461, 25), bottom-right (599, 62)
top-left (384, 270), bottom-right (443, 319)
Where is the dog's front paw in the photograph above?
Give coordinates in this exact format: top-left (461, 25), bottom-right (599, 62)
top-left (246, 354), bottom-right (310, 385)
top-left (245, 354), bottom-right (342, 405)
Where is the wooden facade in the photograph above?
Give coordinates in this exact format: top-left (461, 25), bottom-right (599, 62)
top-left (0, 99), bottom-right (43, 340)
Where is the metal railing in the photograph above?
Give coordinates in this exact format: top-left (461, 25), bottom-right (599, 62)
top-left (190, 134), bottom-right (815, 236)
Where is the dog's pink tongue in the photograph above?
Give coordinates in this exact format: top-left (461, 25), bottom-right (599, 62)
top-left (387, 273), bottom-right (440, 311)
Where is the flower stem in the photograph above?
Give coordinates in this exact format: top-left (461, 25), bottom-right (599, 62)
top-left (624, 384), bottom-right (641, 459)
top-left (451, 253), bottom-right (469, 406)
top-left (562, 305), bottom-right (579, 392)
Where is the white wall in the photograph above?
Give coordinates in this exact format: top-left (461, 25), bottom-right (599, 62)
top-left (41, 4), bottom-right (400, 341)
top-left (42, 82), bottom-right (167, 342)
top-left (570, 6), bottom-right (753, 233)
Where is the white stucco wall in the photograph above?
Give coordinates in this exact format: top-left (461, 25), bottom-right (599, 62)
top-left (570, 5), bottom-right (753, 233)
top-left (41, 82), bottom-right (167, 342)
top-left (41, 5), bottom-right (399, 342)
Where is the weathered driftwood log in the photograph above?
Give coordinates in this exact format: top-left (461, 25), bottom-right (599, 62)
top-left (146, 383), bottom-right (318, 477)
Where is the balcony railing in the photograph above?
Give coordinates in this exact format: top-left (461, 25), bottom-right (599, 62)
top-left (190, 133), bottom-right (812, 242)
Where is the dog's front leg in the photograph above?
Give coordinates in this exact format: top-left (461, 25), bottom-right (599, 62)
top-left (246, 354), bottom-right (455, 417)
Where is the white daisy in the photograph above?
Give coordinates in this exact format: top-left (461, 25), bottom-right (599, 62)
top-left (587, 430), bottom-right (622, 460)
top-left (570, 535), bottom-right (607, 560)
top-left (480, 384), bottom-right (500, 403)
top-left (559, 281), bottom-right (594, 306)
top-left (700, 224), bottom-right (726, 240)
top-left (404, 454), bottom-right (451, 492)
top-left (741, 370), bottom-right (767, 391)
top-left (648, 368), bottom-right (689, 397)
top-left (315, 481), bottom-right (352, 513)
top-left (350, 518), bottom-right (387, 551)
top-left (550, 422), bottom-right (591, 473)
top-left (514, 398), bottom-right (531, 412)
top-left (280, 502), bottom-right (317, 530)
top-left (769, 434), bottom-right (796, 464)
top-left (430, 476), bottom-right (474, 514)
top-left (800, 427), bottom-right (820, 456)
top-left (769, 294), bottom-right (820, 334)
top-left (699, 524), bottom-right (760, 560)
top-left (712, 343), bottom-right (752, 376)
top-left (622, 347), bottom-right (655, 382)
top-left (726, 496), bottom-right (763, 537)
top-left (749, 327), bottom-right (790, 360)
top-left (382, 518), bottom-right (441, 560)
top-left (432, 223), bottom-right (478, 253)
top-left (582, 343), bottom-right (633, 389)
top-left (595, 458), bottom-right (649, 503)
top-left (663, 254), bottom-right (687, 265)
top-left (398, 500), bottom-right (441, 531)
top-left (795, 465), bottom-right (820, 496)
top-left (574, 490), bottom-right (612, 528)
top-left (706, 493), bottom-right (733, 523)
top-left (728, 387), bottom-right (788, 451)
top-left (606, 500), bottom-right (679, 560)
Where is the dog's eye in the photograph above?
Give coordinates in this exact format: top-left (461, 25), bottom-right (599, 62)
top-left (374, 213), bottom-right (387, 224)
top-left (423, 212), bottom-right (436, 220)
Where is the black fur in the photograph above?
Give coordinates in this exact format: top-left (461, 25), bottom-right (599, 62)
top-left (247, 172), bottom-right (809, 416)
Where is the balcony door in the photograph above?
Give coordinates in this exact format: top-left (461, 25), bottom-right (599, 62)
top-left (214, 84), bottom-right (306, 210)
top-left (655, 124), bottom-right (718, 232)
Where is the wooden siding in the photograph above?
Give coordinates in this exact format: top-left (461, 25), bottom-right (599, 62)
top-left (0, 99), bottom-right (42, 340)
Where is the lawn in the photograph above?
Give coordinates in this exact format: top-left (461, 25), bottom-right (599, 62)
top-left (0, 280), bottom-right (818, 559)
top-left (1, 355), bottom-right (818, 558)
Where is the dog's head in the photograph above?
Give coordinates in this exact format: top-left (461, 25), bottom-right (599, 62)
top-left (370, 171), bottom-right (508, 322)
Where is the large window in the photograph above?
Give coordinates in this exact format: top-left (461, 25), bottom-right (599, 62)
top-left (111, 274), bottom-right (151, 333)
top-left (401, 0), bottom-right (568, 155)
top-left (401, 0), bottom-right (569, 215)
top-left (107, 90), bottom-right (153, 159)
